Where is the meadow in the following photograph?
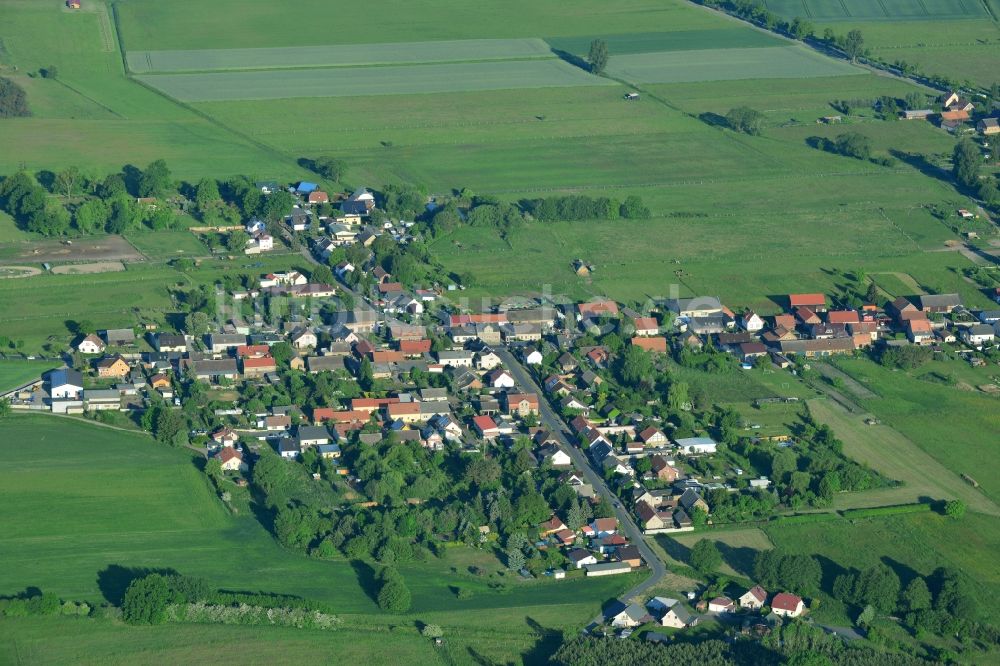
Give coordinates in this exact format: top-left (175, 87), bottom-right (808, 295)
top-left (0, 414), bottom-right (638, 663)
top-left (126, 38), bottom-right (555, 73)
top-left (137, 59), bottom-right (614, 102)
top-left (605, 46), bottom-right (865, 84)
top-left (0, 360), bottom-right (59, 393)
top-left (763, 0), bottom-right (989, 20)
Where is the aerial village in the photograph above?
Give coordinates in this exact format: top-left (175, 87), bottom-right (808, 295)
top-left (5, 176), bottom-right (999, 636)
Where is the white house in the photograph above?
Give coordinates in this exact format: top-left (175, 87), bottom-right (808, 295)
top-left (660, 604), bottom-right (697, 628)
top-left (77, 334), bottom-right (105, 355)
top-left (290, 328), bottom-right (318, 349)
top-left (476, 350), bottom-right (503, 370)
top-left (708, 597), bottom-right (734, 613)
top-left (485, 369), bottom-right (515, 389)
top-left (523, 347), bottom-right (544, 365)
top-left (540, 445), bottom-right (572, 467)
top-left (963, 324), bottom-right (995, 347)
top-left (217, 447), bottom-right (247, 472)
top-left (610, 603), bottom-right (648, 629)
top-left (739, 585), bottom-right (767, 610)
top-left (741, 311), bottom-right (764, 332)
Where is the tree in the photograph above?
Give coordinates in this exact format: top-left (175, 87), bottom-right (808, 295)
top-left (726, 106), bottom-right (765, 135)
top-left (952, 139), bottom-right (981, 189)
top-left (74, 198), bottom-right (109, 233)
top-left (185, 311), bottom-right (210, 335)
top-left (0, 398), bottom-right (11, 419)
top-left (944, 499), bottom-right (966, 518)
top-left (421, 624), bottom-right (443, 638)
top-left (0, 77), bottom-right (30, 117)
top-left (311, 156), bottom-right (347, 181)
top-left (856, 563), bottom-right (901, 613)
top-left (195, 178), bottom-right (221, 213)
top-left (121, 574), bottom-right (170, 625)
top-left (54, 167), bottom-right (81, 199)
top-left (587, 39), bottom-right (609, 75)
top-left (225, 229), bottom-right (249, 252)
top-left (619, 195), bottom-right (650, 219)
top-left (505, 548), bottom-right (526, 571)
top-left (138, 159), bottom-right (171, 198)
top-left (377, 568), bottom-right (411, 612)
top-left (311, 264), bottom-right (334, 285)
top-left (834, 132), bottom-right (871, 160)
top-left (788, 17), bottom-right (814, 40)
top-left (843, 29), bottom-right (864, 61)
top-left (40, 65), bottom-right (58, 79)
top-left (901, 577), bottom-right (932, 613)
top-left (690, 539), bottom-right (722, 573)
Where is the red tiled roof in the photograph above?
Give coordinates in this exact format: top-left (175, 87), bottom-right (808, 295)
top-left (771, 593), bottom-right (802, 612)
top-left (789, 293), bottom-right (826, 308)
top-left (826, 310), bottom-right (860, 325)
top-left (578, 300), bottom-right (619, 317)
top-left (398, 339), bottom-right (431, 353)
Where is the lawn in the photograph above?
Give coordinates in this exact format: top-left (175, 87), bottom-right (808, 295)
top-left (664, 528), bottom-right (774, 577)
top-left (831, 356), bottom-right (1000, 503)
top-left (123, 231), bottom-right (210, 260)
top-left (0, 360), bottom-right (58, 393)
top-left (605, 46), bottom-right (865, 84)
top-left (126, 38), bottom-right (555, 73)
top-left (0, 414), bottom-right (639, 663)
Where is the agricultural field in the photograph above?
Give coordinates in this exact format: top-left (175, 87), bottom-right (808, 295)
top-left (765, 511), bottom-right (1000, 625)
top-left (765, 0), bottom-right (1000, 87)
top-left (806, 398), bottom-right (1000, 514)
top-left (831, 356), bottom-right (1000, 503)
top-left (0, 415), bottom-right (638, 664)
top-left (605, 46), bottom-right (864, 84)
top-left (0, 359), bottom-right (58, 393)
top-left (127, 38), bottom-right (556, 73)
top-left (137, 59), bottom-right (614, 102)
top-left (122, 231), bottom-right (212, 261)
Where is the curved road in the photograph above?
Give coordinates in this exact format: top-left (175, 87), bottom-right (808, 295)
top-left (496, 349), bottom-right (667, 624)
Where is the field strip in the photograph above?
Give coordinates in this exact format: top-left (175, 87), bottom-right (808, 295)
top-left (807, 399), bottom-right (1000, 516)
top-left (126, 38), bottom-right (554, 73)
top-left (136, 59), bottom-right (615, 102)
top-left (605, 45), bottom-right (865, 84)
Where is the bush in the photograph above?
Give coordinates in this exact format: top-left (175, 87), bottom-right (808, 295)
top-left (122, 573), bottom-right (170, 625)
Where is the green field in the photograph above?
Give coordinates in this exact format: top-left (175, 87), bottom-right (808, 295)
top-left (115, 0), bottom-right (727, 50)
top-left (606, 46), bottom-right (865, 84)
top-left (127, 38), bottom-right (555, 73)
top-left (764, 0), bottom-right (989, 20)
top-left (765, 511), bottom-right (1000, 625)
top-left (546, 28), bottom-right (786, 55)
top-left (807, 399), bottom-right (1000, 515)
top-left (123, 231), bottom-right (211, 260)
top-left (831, 357), bottom-right (1000, 503)
top-left (138, 59), bottom-right (614, 102)
top-left (0, 415), bottom-right (639, 663)
top-left (0, 360), bottom-right (58, 393)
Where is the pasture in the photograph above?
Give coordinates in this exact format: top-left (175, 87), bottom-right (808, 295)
top-left (605, 46), bottom-right (865, 84)
top-left (765, 512), bottom-right (1000, 625)
top-left (806, 399), bottom-right (999, 515)
top-left (763, 0), bottom-right (989, 20)
top-left (0, 414), bottom-right (638, 664)
top-left (126, 38), bottom-right (554, 73)
top-left (137, 59), bottom-right (614, 102)
top-left (123, 231), bottom-right (211, 260)
top-left (546, 28), bottom-right (785, 55)
top-left (115, 0), bottom-right (728, 50)
top-left (831, 356), bottom-right (1000, 503)
top-left (666, 528), bottom-right (774, 577)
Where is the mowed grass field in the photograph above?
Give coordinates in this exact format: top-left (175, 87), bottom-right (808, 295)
top-left (0, 1), bottom-right (305, 178)
top-left (806, 399), bottom-right (1000, 515)
top-left (606, 46), bottom-right (865, 84)
top-left (126, 38), bottom-right (555, 73)
top-left (138, 59), bottom-right (614, 102)
top-left (0, 360), bottom-right (58, 393)
top-left (766, 0), bottom-right (1000, 86)
top-left (0, 415), bottom-right (639, 663)
top-left (830, 357), bottom-right (1000, 503)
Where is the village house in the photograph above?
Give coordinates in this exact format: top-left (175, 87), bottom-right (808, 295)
top-left (216, 447), bottom-right (247, 472)
top-left (472, 415), bottom-right (500, 439)
top-left (77, 334), bottom-right (106, 355)
top-left (96, 356), bottom-right (130, 378)
top-left (297, 425), bottom-right (331, 448)
top-left (290, 328), bottom-right (318, 349)
top-left (638, 427), bottom-right (668, 448)
top-left (437, 350), bottom-right (474, 368)
top-left (208, 333), bottom-right (247, 353)
top-left (485, 368), bottom-right (516, 389)
top-left (610, 603), bottom-right (650, 629)
top-left (155, 333), bottom-right (187, 353)
top-left (566, 548), bottom-right (598, 569)
top-left (503, 392), bottom-right (539, 417)
top-left (241, 355), bottom-right (277, 377)
top-left (659, 603), bottom-right (698, 629)
top-left (210, 426), bottom-right (239, 447)
top-left (771, 592), bottom-right (805, 618)
top-left (539, 445), bottom-right (572, 467)
top-left (788, 293), bottom-right (826, 311)
top-left (631, 336), bottom-right (667, 353)
top-left (741, 310), bottom-right (764, 332)
top-left (102, 328), bottom-right (136, 346)
top-left (476, 349), bottom-right (503, 370)
top-left (632, 316), bottom-right (659, 336)
top-left (739, 585), bottom-right (768, 610)
top-left (917, 293), bottom-right (962, 314)
top-left (674, 436), bottom-right (717, 455)
top-left (708, 597), bottom-right (735, 613)
top-left (963, 324), bottom-right (995, 346)
top-left (666, 296), bottom-right (723, 318)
